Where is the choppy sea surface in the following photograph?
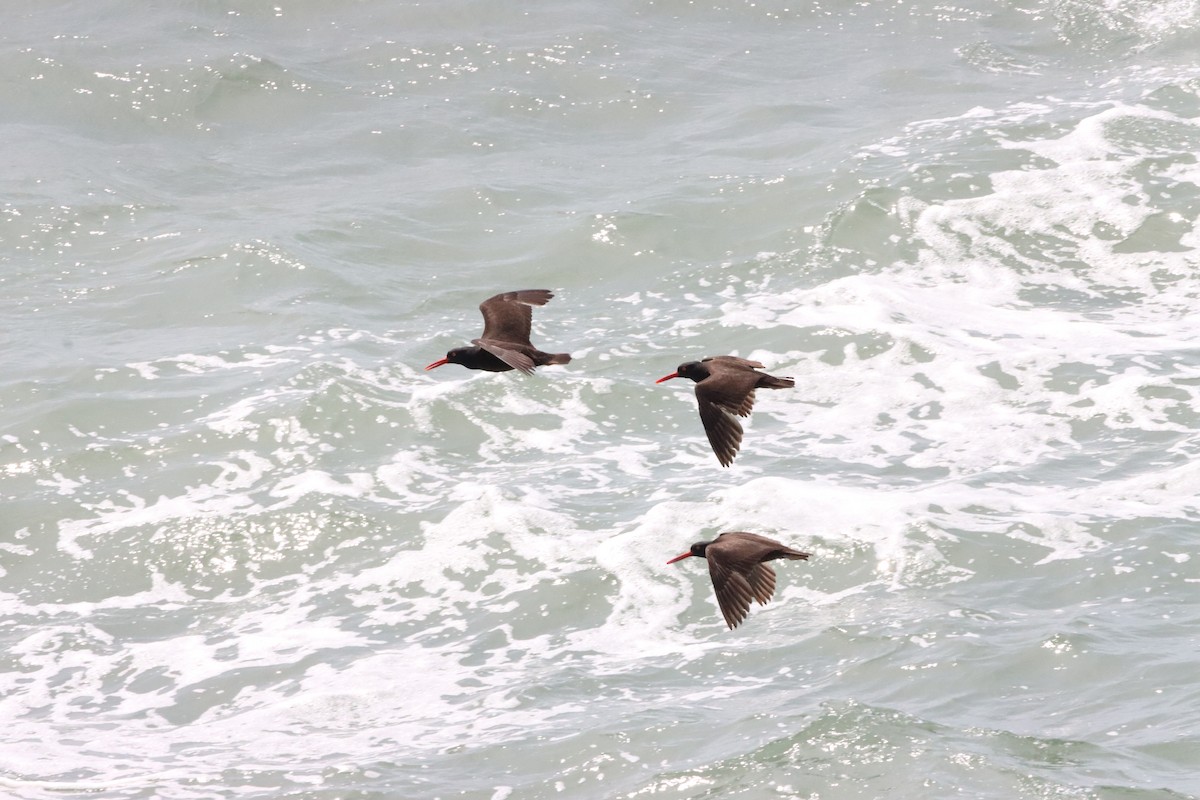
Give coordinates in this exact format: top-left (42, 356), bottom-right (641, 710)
top-left (4, 1), bottom-right (1200, 798)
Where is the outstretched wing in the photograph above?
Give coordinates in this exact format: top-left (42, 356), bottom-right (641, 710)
top-left (696, 399), bottom-right (744, 468)
top-left (697, 366), bottom-right (760, 418)
top-left (707, 558), bottom-right (776, 629)
top-left (706, 532), bottom-right (796, 628)
top-left (703, 355), bottom-right (765, 370)
top-left (706, 557), bottom-right (753, 629)
top-left (478, 290), bottom-right (553, 345)
top-left (745, 563), bottom-right (777, 606)
top-left (706, 532), bottom-right (808, 628)
top-left (696, 366), bottom-right (762, 465)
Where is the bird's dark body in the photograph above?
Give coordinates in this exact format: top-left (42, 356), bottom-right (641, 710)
top-left (668, 531), bottom-right (810, 629)
top-left (657, 356), bottom-right (794, 466)
top-left (438, 344), bottom-right (565, 373)
top-left (426, 289), bottom-right (571, 375)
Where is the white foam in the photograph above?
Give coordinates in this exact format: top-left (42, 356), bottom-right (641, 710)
top-left (347, 483), bottom-right (586, 604)
top-left (269, 469), bottom-right (375, 506)
top-left (590, 500), bottom-right (717, 651)
top-left (10, 67), bottom-right (1200, 798)
top-left (128, 348), bottom-right (307, 382)
top-left (54, 451), bottom-right (273, 560)
top-left (717, 97), bottom-right (1200, 486)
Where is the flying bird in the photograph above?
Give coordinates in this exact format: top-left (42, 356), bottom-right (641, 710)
top-left (667, 531), bottom-right (810, 629)
top-left (655, 356), bottom-right (793, 466)
top-left (425, 289), bottom-right (571, 375)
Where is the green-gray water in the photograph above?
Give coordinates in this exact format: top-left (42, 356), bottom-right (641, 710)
top-left (3, 1), bottom-right (1200, 797)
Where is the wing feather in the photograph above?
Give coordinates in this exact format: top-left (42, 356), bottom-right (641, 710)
top-left (697, 400), bottom-right (743, 468)
top-left (707, 558), bottom-right (754, 629)
top-left (745, 563), bottom-right (777, 606)
top-left (478, 290), bottom-right (553, 345)
top-left (697, 532), bottom-right (811, 629)
top-left (473, 339), bottom-right (536, 374)
top-left (697, 373), bottom-right (759, 418)
top-left (703, 355), bottom-right (765, 370)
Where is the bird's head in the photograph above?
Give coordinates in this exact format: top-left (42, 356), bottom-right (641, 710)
top-left (655, 361), bottom-right (705, 384)
top-left (424, 347), bottom-right (473, 370)
top-left (666, 541), bottom-right (709, 563)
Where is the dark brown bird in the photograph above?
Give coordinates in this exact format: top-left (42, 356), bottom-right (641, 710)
top-left (667, 531), bottom-right (810, 629)
top-left (425, 290), bottom-right (571, 375)
top-left (655, 356), bottom-right (794, 466)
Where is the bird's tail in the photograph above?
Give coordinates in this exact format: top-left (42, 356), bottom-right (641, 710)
top-left (545, 352), bottom-right (572, 366)
top-left (781, 549), bottom-right (811, 560)
top-left (761, 375), bottom-right (795, 389)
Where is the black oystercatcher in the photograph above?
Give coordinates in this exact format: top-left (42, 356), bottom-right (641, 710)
top-left (424, 289), bottom-right (572, 375)
top-left (655, 356), bottom-right (794, 466)
top-left (667, 531), bottom-right (810, 629)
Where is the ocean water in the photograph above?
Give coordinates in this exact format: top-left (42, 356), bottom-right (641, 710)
top-left (3, 0), bottom-right (1200, 797)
